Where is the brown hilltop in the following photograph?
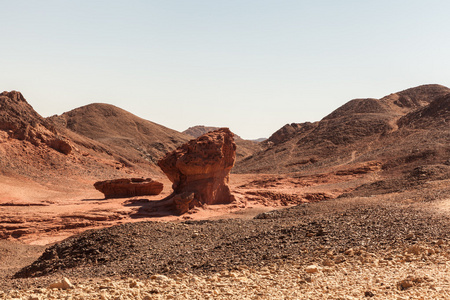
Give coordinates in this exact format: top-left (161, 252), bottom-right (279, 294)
top-left (265, 122), bottom-right (312, 145)
top-left (380, 84), bottom-right (450, 114)
top-left (50, 103), bottom-right (190, 167)
top-left (235, 84), bottom-right (450, 174)
top-left (0, 91), bottom-right (79, 181)
top-left (0, 91), bottom-right (47, 130)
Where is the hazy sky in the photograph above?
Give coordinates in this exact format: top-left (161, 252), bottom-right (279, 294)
top-left (3, 1), bottom-right (450, 139)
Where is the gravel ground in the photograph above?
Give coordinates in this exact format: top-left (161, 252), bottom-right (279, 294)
top-left (2, 195), bottom-right (450, 299)
top-left (2, 245), bottom-right (450, 299)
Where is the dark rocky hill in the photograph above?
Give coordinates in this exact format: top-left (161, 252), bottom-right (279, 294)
top-left (235, 84), bottom-right (450, 174)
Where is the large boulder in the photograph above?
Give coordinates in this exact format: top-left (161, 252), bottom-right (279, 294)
top-left (94, 178), bottom-right (164, 199)
top-left (157, 128), bottom-right (236, 214)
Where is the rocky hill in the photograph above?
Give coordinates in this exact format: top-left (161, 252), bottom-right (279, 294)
top-left (235, 84), bottom-right (450, 174)
top-left (0, 91), bottom-right (104, 185)
top-left (183, 125), bottom-right (262, 161)
top-left (397, 93), bottom-right (450, 129)
top-left (183, 126), bottom-right (223, 138)
top-left (50, 103), bottom-right (190, 166)
top-left (0, 92), bottom-right (191, 188)
top-left (0, 91), bottom-right (70, 154)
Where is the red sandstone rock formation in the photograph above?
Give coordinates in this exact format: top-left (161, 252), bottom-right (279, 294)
top-left (156, 128), bottom-right (236, 214)
top-left (94, 178), bottom-right (164, 199)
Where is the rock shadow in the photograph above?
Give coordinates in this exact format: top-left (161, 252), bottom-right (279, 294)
top-left (124, 198), bottom-right (179, 219)
top-left (81, 198), bottom-right (108, 202)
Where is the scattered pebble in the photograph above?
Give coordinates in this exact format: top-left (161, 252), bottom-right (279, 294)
top-left (2, 251), bottom-right (450, 300)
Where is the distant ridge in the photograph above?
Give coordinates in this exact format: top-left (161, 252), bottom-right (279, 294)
top-left (2, 85), bottom-right (449, 184)
top-left (183, 126), bottom-right (224, 139)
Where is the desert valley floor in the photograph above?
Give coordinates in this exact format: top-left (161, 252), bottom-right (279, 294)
top-left (1, 168), bottom-right (450, 299)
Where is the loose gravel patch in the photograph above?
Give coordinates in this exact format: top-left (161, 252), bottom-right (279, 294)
top-left (2, 251), bottom-right (450, 299)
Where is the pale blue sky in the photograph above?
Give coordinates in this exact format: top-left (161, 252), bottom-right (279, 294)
top-left (2, 1), bottom-right (450, 139)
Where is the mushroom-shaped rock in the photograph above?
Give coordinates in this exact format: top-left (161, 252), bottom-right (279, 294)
top-left (157, 128), bottom-right (236, 214)
top-left (94, 178), bottom-right (164, 199)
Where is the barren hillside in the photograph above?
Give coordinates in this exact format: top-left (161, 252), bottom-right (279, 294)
top-left (235, 84), bottom-right (450, 174)
top-left (0, 92), bottom-right (147, 187)
top-left (50, 103), bottom-right (190, 167)
top-left (0, 92), bottom-right (192, 192)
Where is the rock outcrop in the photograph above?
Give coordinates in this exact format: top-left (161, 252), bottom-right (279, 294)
top-left (156, 128), bottom-right (236, 214)
top-left (94, 178), bottom-right (164, 199)
top-left (0, 91), bottom-right (72, 154)
top-left (266, 122), bottom-right (316, 146)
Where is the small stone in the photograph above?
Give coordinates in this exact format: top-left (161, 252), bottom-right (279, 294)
top-left (397, 278), bottom-right (414, 290)
top-left (405, 232), bottom-right (415, 240)
top-left (129, 280), bottom-right (138, 288)
top-left (151, 274), bottom-right (171, 282)
top-left (322, 259), bottom-right (335, 267)
top-left (335, 255), bottom-right (346, 264)
top-left (404, 255), bottom-right (413, 262)
top-left (364, 290), bottom-right (375, 297)
top-left (406, 245), bottom-right (422, 255)
top-left (48, 277), bottom-right (73, 290)
top-left (305, 265), bottom-right (319, 273)
top-left (344, 248), bottom-right (355, 256)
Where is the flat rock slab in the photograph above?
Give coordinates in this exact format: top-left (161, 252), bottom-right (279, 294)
top-left (94, 178), bottom-right (163, 199)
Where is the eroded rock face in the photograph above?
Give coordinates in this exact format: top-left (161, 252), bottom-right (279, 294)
top-left (157, 128), bottom-right (236, 214)
top-left (94, 178), bottom-right (164, 199)
top-left (0, 91), bottom-right (72, 154)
